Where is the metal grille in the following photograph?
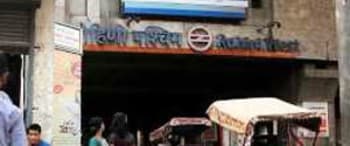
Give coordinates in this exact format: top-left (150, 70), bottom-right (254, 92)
top-left (0, 9), bottom-right (31, 42)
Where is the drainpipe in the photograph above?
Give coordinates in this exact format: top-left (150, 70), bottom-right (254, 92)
top-left (268, 0), bottom-right (274, 42)
top-left (24, 53), bottom-right (35, 126)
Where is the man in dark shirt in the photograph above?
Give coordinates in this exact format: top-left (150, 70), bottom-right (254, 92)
top-left (108, 112), bottom-right (135, 146)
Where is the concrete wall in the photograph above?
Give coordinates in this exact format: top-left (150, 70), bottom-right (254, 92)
top-left (53, 0), bottom-right (339, 145)
top-left (54, 0), bottom-right (66, 23)
top-left (53, 0), bottom-right (338, 60)
top-left (77, 0), bottom-right (337, 61)
top-left (336, 0), bottom-right (350, 145)
top-left (31, 0), bottom-right (55, 142)
top-left (32, 0), bottom-right (84, 144)
top-left (296, 64), bottom-right (338, 146)
top-left (274, 0), bottom-right (337, 61)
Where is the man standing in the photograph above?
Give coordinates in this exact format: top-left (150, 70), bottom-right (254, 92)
top-left (27, 124), bottom-right (50, 146)
top-left (108, 112), bottom-right (136, 146)
top-left (0, 54), bottom-right (27, 146)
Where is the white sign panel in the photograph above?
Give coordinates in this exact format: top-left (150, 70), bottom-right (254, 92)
top-left (301, 102), bottom-right (329, 137)
top-left (124, 0), bottom-right (249, 8)
top-left (122, 0), bottom-right (248, 19)
top-left (54, 23), bottom-right (82, 54)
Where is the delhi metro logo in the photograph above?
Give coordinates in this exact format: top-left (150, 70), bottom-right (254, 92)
top-left (187, 26), bottom-right (213, 52)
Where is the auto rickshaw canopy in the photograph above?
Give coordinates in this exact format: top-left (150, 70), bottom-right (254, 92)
top-left (207, 97), bottom-right (322, 134)
top-left (149, 117), bottom-right (212, 142)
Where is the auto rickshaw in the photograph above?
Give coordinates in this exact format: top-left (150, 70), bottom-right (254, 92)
top-left (206, 97), bottom-right (323, 146)
top-left (149, 117), bottom-right (212, 146)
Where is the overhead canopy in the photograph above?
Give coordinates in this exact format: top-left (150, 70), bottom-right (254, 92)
top-left (149, 117), bottom-right (212, 142)
top-left (207, 97), bottom-right (321, 134)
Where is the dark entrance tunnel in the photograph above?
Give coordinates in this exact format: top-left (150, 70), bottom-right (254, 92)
top-left (82, 52), bottom-right (301, 140)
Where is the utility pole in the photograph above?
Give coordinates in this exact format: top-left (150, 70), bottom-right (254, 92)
top-left (336, 0), bottom-right (350, 145)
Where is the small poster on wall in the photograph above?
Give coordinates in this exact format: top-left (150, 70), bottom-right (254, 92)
top-left (51, 50), bottom-right (82, 146)
top-left (301, 102), bottom-right (329, 137)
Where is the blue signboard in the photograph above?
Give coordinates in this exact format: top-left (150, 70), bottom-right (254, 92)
top-left (121, 0), bottom-right (248, 19)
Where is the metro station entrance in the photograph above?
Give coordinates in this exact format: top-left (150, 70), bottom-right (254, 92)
top-left (82, 52), bottom-right (301, 142)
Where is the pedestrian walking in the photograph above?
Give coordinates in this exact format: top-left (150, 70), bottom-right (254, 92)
top-left (27, 123), bottom-right (50, 146)
top-left (0, 54), bottom-right (27, 146)
top-left (84, 117), bottom-right (108, 146)
top-left (108, 112), bottom-right (135, 146)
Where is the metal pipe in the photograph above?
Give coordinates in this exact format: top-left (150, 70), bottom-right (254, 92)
top-left (24, 54), bottom-right (34, 126)
top-left (268, 0), bottom-right (274, 51)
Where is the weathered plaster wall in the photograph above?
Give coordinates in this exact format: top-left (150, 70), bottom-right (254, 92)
top-left (31, 0), bottom-right (55, 142)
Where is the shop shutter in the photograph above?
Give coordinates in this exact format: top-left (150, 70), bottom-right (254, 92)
top-left (0, 0), bottom-right (41, 53)
top-left (0, 8), bottom-right (31, 43)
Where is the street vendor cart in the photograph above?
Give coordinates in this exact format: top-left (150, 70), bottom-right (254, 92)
top-left (206, 97), bottom-right (322, 146)
top-left (149, 117), bottom-right (212, 146)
